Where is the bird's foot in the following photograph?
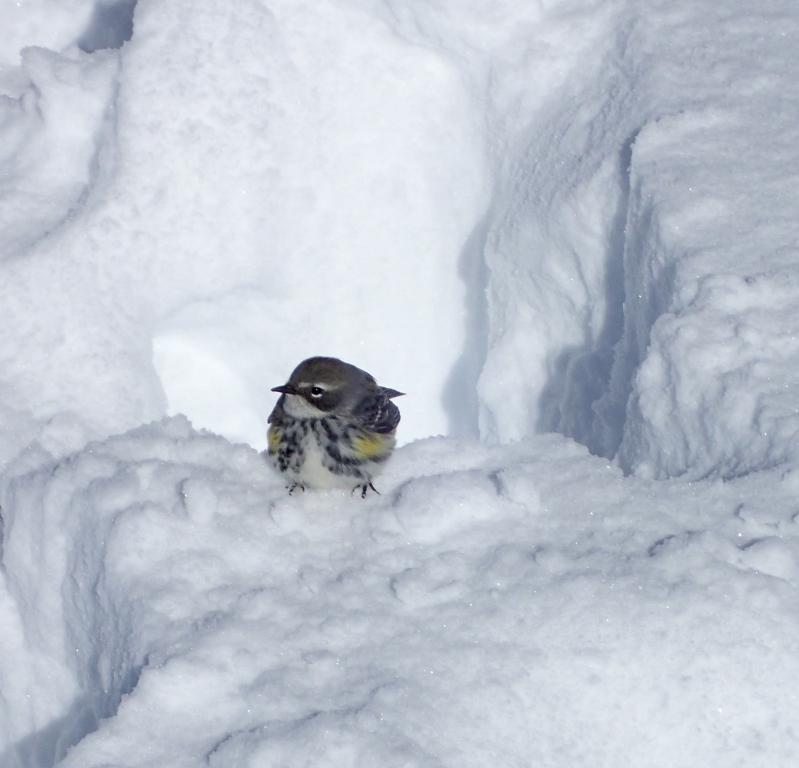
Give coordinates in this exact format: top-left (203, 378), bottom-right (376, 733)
top-left (287, 483), bottom-right (305, 495)
top-left (353, 482), bottom-right (380, 499)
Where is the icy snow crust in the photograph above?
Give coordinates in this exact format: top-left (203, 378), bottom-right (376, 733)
top-left (1, 0), bottom-right (799, 764)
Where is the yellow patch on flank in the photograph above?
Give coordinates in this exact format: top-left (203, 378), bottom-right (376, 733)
top-left (267, 427), bottom-right (280, 455)
top-left (351, 431), bottom-right (391, 460)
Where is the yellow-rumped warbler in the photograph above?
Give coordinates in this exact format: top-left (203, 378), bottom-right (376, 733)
top-left (267, 357), bottom-right (403, 496)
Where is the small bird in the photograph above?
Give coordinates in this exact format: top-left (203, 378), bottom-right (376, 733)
top-left (267, 357), bottom-right (403, 497)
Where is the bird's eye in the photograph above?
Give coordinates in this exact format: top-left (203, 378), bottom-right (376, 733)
top-left (310, 386), bottom-right (324, 398)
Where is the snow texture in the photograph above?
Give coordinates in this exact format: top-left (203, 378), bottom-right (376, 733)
top-left (1, 0), bottom-right (799, 765)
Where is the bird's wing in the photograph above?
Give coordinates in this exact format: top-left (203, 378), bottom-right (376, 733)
top-left (354, 391), bottom-right (401, 434)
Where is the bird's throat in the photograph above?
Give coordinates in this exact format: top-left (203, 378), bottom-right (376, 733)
top-left (282, 393), bottom-right (326, 419)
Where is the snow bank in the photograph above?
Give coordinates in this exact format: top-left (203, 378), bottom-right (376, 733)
top-left (476, 0), bottom-right (799, 479)
top-left (2, 420), bottom-right (799, 766)
top-left (613, 72), bottom-right (799, 478)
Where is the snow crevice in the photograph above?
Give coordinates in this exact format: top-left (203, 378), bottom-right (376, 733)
top-left (78, 0), bottom-right (136, 53)
top-left (536, 131), bottom-right (636, 458)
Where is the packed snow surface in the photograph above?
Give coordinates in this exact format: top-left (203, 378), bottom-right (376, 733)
top-left (1, 0), bottom-right (799, 765)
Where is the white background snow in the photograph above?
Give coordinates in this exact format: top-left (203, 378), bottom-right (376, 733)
top-left (1, 0), bottom-right (798, 765)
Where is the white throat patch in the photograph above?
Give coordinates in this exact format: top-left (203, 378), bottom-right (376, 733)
top-left (282, 393), bottom-right (326, 419)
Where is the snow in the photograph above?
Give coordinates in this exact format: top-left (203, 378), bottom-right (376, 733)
top-left (4, 423), bottom-right (799, 767)
top-left (0, 0), bottom-right (95, 63)
top-left (1, 0), bottom-right (799, 766)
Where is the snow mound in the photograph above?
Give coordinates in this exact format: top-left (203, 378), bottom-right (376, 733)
top-left (2, 419), bottom-right (799, 766)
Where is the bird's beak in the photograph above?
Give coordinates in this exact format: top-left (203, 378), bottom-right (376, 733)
top-left (382, 388), bottom-right (405, 399)
top-left (271, 384), bottom-right (298, 395)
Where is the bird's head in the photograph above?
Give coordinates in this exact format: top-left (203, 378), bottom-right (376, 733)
top-left (271, 356), bottom-right (372, 418)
